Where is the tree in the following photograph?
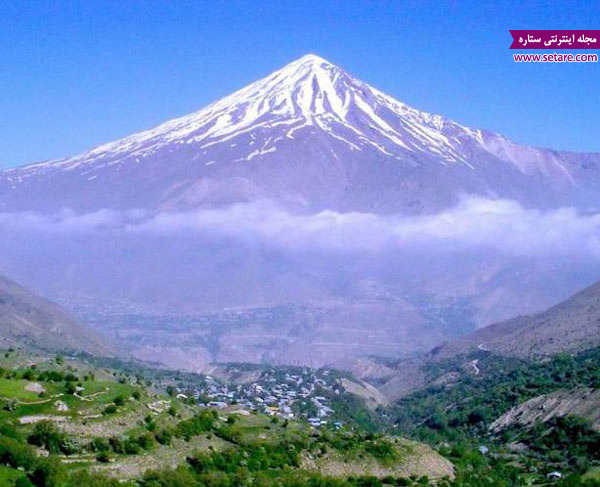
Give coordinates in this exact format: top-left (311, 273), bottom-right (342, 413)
top-left (28, 421), bottom-right (65, 454)
top-left (29, 457), bottom-right (66, 487)
top-left (103, 404), bottom-right (118, 415)
top-left (113, 395), bottom-right (126, 406)
top-left (22, 369), bottom-right (36, 381)
top-left (96, 450), bottom-right (111, 463)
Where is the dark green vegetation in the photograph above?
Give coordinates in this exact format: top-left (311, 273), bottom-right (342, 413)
top-left (501, 416), bottom-right (600, 472)
top-left (388, 347), bottom-right (600, 485)
top-left (391, 348), bottom-right (600, 441)
top-left (311, 387), bottom-right (381, 433)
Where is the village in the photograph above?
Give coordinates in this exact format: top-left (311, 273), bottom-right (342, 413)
top-left (171, 367), bottom-right (345, 429)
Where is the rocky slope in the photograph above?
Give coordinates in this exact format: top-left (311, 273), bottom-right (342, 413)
top-left (490, 388), bottom-right (600, 433)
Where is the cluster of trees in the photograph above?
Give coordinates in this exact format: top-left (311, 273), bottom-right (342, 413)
top-left (0, 363), bottom-right (102, 403)
top-left (0, 407), bottom-right (430, 487)
top-left (91, 433), bottom-right (156, 460)
top-left (139, 467), bottom-right (426, 487)
top-left (7, 346), bottom-right (600, 487)
top-left (0, 367), bottom-right (77, 383)
top-left (0, 433), bottom-right (70, 487)
top-left (151, 409), bottom-right (217, 446)
top-left (386, 347), bottom-right (600, 484)
top-left (102, 391), bottom-right (140, 415)
top-left (314, 388), bottom-right (380, 433)
top-left (436, 442), bottom-right (600, 487)
top-left (67, 409), bottom-right (220, 465)
top-left (502, 415), bottom-right (600, 472)
top-left (391, 347), bottom-right (600, 443)
top-left (318, 430), bottom-right (397, 462)
top-left (28, 421), bottom-right (79, 456)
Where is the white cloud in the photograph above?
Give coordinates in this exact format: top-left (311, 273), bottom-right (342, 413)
top-left (1, 196), bottom-right (599, 258)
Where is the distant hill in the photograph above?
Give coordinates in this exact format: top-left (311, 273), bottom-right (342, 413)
top-left (0, 272), bottom-right (113, 356)
top-left (431, 280), bottom-right (600, 360)
top-left (379, 280), bottom-right (600, 401)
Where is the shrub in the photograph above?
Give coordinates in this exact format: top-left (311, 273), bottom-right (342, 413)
top-left (29, 457), bottom-right (66, 487)
top-left (103, 404), bottom-right (118, 415)
top-left (155, 429), bottom-right (173, 446)
top-left (22, 369), bottom-right (36, 380)
top-left (65, 382), bottom-right (77, 395)
top-left (0, 435), bottom-right (36, 469)
top-left (96, 450), bottom-right (111, 463)
top-left (124, 438), bottom-right (141, 455)
top-left (113, 395), bottom-right (126, 406)
top-left (172, 411), bottom-right (215, 440)
top-left (59, 437), bottom-right (81, 456)
top-left (28, 421), bottom-right (65, 454)
top-left (92, 437), bottom-right (110, 452)
top-left (137, 434), bottom-right (155, 451)
top-left (16, 477), bottom-right (35, 487)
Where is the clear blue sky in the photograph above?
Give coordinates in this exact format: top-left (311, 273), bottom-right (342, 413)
top-left (1, 0), bottom-right (598, 168)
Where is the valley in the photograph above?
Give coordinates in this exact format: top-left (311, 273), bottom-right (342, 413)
top-left (3, 278), bottom-right (600, 485)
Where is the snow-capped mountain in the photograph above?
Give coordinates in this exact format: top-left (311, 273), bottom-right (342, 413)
top-left (2, 54), bottom-right (600, 370)
top-left (2, 54), bottom-right (599, 214)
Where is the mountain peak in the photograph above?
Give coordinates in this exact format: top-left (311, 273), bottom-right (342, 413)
top-left (288, 53), bottom-right (333, 66)
top-left (9, 53), bottom-right (486, 177)
top-left (278, 53), bottom-right (340, 77)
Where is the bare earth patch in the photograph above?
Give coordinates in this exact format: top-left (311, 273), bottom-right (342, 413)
top-left (25, 382), bottom-right (46, 394)
top-left (19, 415), bottom-right (69, 424)
top-left (60, 410), bottom-right (144, 438)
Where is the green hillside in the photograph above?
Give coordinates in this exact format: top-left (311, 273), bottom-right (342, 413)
top-left (0, 348), bottom-right (452, 487)
top-left (387, 347), bottom-right (600, 486)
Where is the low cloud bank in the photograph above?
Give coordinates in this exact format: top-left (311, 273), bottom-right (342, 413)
top-left (1, 196), bottom-right (599, 258)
